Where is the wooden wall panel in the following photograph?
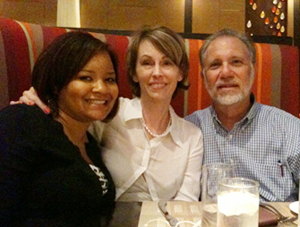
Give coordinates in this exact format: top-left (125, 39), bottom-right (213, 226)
top-left (219, 11), bottom-right (245, 32)
top-left (81, 0), bottom-right (184, 32)
top-left (192, 1), bottom-right (220, 33)
top-left (0, 0), bottom-right (56, 26)
top-left (193, 0), bottom-right (245, 34)
top-left (80, 0), bottom-right (109, 29)
top-left (220, 0), bottom-right (244, 11)
top-left (108, 4), bottom-right (161, 30)
top-left (0, 0), bottom-right (294, 38)
top-left (220, 0), bottom-right (245, 32)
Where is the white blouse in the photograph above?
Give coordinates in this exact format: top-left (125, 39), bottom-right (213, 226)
top-left (90, 97), bottom-right (203, 202)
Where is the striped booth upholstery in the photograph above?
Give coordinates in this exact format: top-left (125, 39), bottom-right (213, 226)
top-left (0, 17), bottom-right (299, 117)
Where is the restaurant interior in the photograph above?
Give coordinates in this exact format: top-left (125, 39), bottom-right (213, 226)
top-left (0, 1), bottom-right (299, 226)
top-left (0, 0), bottom-right (299, 43)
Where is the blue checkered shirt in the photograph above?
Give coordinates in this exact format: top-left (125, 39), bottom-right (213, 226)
top-left (185, 96), bottom-right (300, 202)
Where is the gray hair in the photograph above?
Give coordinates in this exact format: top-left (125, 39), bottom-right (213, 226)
top-left (199, 28), bottom-right (256, 69)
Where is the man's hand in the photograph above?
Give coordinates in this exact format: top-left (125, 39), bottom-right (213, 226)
top-left (10, 87), bottom-right (51, 114)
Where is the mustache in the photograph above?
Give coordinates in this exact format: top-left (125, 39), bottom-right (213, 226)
top-left (214, 80), bottom-right (240, 89)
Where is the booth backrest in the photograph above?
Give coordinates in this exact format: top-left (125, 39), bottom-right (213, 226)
top-left (0, 17), bottom-right (299, 117)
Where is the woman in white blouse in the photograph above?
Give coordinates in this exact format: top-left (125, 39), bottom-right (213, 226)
top-left (13, 26), bottom-right (203, 202)
top-left (91, 26), bottom-right (203, 202)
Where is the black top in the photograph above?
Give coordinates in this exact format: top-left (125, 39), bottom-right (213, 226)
top-left (0, 105), bottom-right (115, 227)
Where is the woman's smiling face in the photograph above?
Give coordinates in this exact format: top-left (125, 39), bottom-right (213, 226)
top-left (57, 52), bottom-right (119, 123)
top-left (134, 40), bottom-right (183, 101)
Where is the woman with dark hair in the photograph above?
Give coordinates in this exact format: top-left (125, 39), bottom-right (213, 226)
top-left (0, 31), bottom-right (118, 226)
top-left (13, 26), bottom-right (203, 202)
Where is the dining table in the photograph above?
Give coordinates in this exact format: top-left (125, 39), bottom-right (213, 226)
top-left (107, 201), bottom-right (299, 227)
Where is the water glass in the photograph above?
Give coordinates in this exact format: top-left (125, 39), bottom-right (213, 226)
top-left (217, 177), bottom-right (259, 227)
top-left (201, 163), bottom-right (235, 227)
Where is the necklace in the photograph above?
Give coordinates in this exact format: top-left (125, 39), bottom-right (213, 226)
top-left (143, 116), bottom-right (172, 138)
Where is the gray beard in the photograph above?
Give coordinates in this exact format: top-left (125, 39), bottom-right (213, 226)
top-left (204, 68), bottom-right (255, 106)
top-left (215, 93), bottom-right (245, 105)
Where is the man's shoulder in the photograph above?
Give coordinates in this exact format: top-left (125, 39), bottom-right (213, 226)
top-left (176, 114), bottom-right (203, 133)
top-left (184, 106), bottom-right (212, 128)
top-left (255, 104), bottom-right (300, 132)
top-left (257, 104), bottom-right (300, 123)
top-left (185, 106), bottom-right (211, 120)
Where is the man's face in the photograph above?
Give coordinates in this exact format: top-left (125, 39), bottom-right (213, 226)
top-left (202, 36), bottom-right (255, 106)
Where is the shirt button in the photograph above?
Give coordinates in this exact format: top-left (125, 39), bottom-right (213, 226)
top-left (227, 135), bottom-right (233, 140)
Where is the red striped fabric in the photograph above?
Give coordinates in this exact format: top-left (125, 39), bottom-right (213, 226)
top-left (0, 30), bottom-right (8, 109)
top-left (41, 26), bottom-right (68, 49)
top-left (185, 39), bottom-right (212, 116)
top-left (105, 34), bottom-right (131, 99)
top-left (255, 43), bottom-right (273, 105)
top-left (269, 44), bottom-right (282, 108)
top-left (0, 18), bottom-right (32, 102)
top-left (280, 45), bottom-right (299, 116)
top-left (0, 18), bottom-right (299, 118)
top-left (186, 39), bottom-right (202, 115)
top-left (171, 90), bottom-right (185, 117)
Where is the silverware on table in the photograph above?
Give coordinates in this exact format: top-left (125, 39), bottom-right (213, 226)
top-left (260, 202), bottom-right (298, 226)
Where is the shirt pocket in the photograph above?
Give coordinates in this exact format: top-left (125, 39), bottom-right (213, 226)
top-left (251, 162), bottom-right (292, 201)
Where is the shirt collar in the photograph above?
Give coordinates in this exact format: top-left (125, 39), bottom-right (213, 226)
top-left (168, 108), bottom-right (183, 148)
top-left (244, 93), bottom-right (258, 122)
top-left (123, 97), bottom-right (183, 147)
top-left (211, 93), bottom-right (259, 131)
top-left (123, 97), bottom-right (143, 122)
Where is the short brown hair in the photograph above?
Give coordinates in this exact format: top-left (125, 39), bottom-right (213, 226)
top-left (126, 26), bottom-right (189, 98)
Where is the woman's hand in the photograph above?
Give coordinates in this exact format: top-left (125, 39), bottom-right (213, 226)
top-left (10, 87), bottom-right (51, 114)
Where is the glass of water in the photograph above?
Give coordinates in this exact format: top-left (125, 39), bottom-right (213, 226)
top-left (217, 178), bottom-right (259, 227)
top-left (201, 163), bottom-right (235, 227)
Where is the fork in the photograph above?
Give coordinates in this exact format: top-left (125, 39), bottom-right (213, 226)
top-left (259, 202), bottom-right (289, 222)
top-left (260, 202), bottom-right (298, 226)
top-left (277, 215), bottom-right (298, 226)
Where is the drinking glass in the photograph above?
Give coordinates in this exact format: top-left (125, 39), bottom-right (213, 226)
top-left (201, 163), bottom-right (235, 227)
top-left (217, 177), bottom-right (259, 227)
